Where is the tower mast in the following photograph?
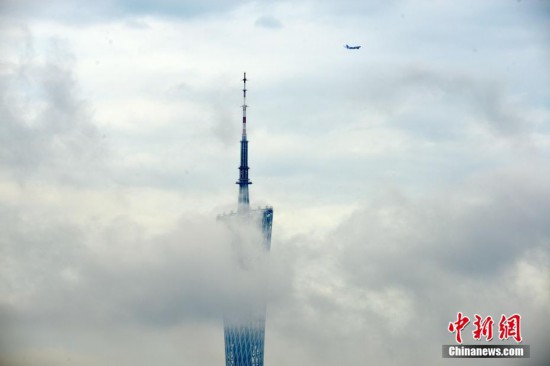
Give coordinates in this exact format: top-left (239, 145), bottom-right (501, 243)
top-left (237, 72), bottom-right (251, 210)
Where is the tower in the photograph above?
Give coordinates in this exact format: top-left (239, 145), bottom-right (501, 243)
top-left (218, 73), bottom-right (274, 366)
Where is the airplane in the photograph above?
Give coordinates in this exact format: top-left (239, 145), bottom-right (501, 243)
top-left (345, 44), bottom-right (361, 49)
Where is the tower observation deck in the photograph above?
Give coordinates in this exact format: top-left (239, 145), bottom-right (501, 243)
top-left (218, 73), bottom-right (274, 366)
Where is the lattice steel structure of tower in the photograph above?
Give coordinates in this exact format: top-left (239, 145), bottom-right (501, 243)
top-left (217, 73), bottom-right (273, 366)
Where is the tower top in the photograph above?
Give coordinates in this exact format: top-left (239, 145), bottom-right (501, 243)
top-left (237, 72), bottom-right (251, 210)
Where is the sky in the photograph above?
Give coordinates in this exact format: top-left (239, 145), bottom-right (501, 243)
top-left (1, 0), bottom-right (550, 365)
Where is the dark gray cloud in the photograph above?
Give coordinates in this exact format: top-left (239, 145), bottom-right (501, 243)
top-left (397, 68), bottom-right (539, 138)
top-left (255, 15), bottom-right (283, 29)
top-left (335, 166), bottom-right (550, 286)
top-left (0, 212), bottom-right (260, 324)
top-left (333, 65), bottom-right (544, 144)
top-left (0, 29), bottom-right (106, 185)
top-left (264, 164), bottom-right (550, 366)
top-left (0, 0), bottom-right (252, 24)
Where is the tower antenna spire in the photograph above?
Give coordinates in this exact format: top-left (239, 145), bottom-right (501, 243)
top-left (242, 72), bottom-right (247, 137)
top-left (237, 72), bottom-right (251, 210)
